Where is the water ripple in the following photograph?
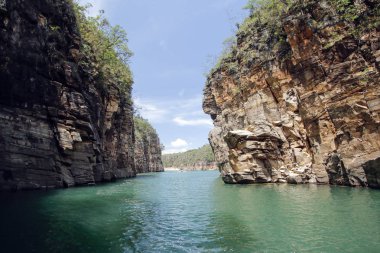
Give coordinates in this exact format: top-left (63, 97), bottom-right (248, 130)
top-left (0, 171), bottom-right (379, 253)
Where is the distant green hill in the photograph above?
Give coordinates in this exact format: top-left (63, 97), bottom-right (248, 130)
top-left (162, 145), bottom-right (217, 170)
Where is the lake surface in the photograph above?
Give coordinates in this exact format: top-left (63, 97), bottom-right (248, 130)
top-left (0, 170), bottom-right (379, 253)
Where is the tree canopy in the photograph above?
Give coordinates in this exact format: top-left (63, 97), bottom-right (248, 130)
top-left (162, 145), bottom-right (215, 168)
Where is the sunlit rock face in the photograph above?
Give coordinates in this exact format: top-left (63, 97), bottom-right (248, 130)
top-left (0, 0), bottom-right (136, 190)
top-left (203, 0), bottom-right (380, 188)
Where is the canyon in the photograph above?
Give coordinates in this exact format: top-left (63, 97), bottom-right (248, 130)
top-left (1, 0), bottom-right (379, 191)
top-left (0, 1), bottom-right (378, 251)
top-left (203, 0), bottom-right (380, 188)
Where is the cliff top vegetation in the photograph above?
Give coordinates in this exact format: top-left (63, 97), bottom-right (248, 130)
top-left (70, 0), bottom-right (133, 95)
top-left (208, 0), bottom-right (380, 77)
top-left (134, 116), bottom-right (158, 140)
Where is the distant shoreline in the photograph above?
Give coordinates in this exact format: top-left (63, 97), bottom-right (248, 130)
top-left (164, 168), bottom-right (181, 171)
top-left (164, 167), bottom-right (218, 172)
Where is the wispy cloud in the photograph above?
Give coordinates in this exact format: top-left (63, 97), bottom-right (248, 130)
top-left (133, 95), bottom-right (209, 125)
top-left (134, 98), bottom-right (168, 123)
top-left (163, 138), bottom-right (190, 154)
top-left (134, 95), bottom-right (211, 153)
top-left (178, 95), bottom-right (203, 109)
top-left (173, 117), bottom-right (213, 127)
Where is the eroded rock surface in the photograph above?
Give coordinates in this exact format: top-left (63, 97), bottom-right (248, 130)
top-left (0, 0), bottom-right (136, 190)
top-left (134, 119), bottom-right (164, 173)
top-left (203, 0), bottom-right (380, 188)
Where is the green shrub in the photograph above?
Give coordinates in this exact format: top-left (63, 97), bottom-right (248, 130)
top-left (134, 116), bottom-right (157, 140)
top-left (241, 0), bottom-right (291, 33)
top-left (208, 36), bottom-right (237, 74)
top-left (70, 1), bottom-right (133, 94)
top-left (207, 0), bottom-right (292, 78)
top-left (329, 0), bottom-right (360, 22)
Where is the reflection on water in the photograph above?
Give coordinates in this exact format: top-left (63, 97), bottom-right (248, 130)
top-left (0, 171), bottom-right (379, 253)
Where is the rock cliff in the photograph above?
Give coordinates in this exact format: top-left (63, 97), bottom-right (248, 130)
top-left (0, 0), bottom-right (161, 191)
top-left (203, 0), bottom-right (380, 188)
top-left (134, 117), bottom-right (164, 173)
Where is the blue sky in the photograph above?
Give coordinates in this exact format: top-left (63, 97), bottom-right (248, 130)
top-left (79, 0), bottom-right (249, 154)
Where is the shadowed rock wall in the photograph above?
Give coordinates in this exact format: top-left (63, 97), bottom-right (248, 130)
top-left (0, 0), bottom-right (136, 190)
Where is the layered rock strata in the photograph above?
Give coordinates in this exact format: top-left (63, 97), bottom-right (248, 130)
top-left (203, 0), bottom-right (380, 188)
top-left (134, 127), bottom-right (164, 173)
top-left (0, 0), bottom-right (137, 190)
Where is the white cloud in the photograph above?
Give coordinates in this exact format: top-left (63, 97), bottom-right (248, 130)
top-left (134, 95), bottom-right (213, 128)
top-left (134, 98), bottom-right (168, 123)
top-left (133, 95), bottom-right (205, 123)
top-left (162, 138), bottom-right (190, 154)
top-left (173, 117), bottom-right (213, 127)
top-left (177, 95), bottom-right (202, 109)
top-left (177, 110), bottom-right (206, 117)
top-left (163, 148), bottom-right (189, 155)
top-left (171, 138), bottom-right (188, 148)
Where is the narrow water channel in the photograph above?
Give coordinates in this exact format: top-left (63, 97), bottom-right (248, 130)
top-left (0, 171), bottom-right (379, 253)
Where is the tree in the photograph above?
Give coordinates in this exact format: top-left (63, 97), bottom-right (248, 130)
top-left (71, 1), bottom-right (133, 93)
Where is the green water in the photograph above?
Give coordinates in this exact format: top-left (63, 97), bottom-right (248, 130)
top-left (0, 171), bottom-right (379, 253)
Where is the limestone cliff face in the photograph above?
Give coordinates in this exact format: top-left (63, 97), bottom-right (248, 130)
top-left (203, 0), bottom-right (380, 188)
top-left (134, 117), bottom-right (163, 173)
top-left (0, 0), bottom-right (136, 190)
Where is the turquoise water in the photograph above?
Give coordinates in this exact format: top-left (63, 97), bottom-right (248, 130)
top-left (0, 170), bottom-right (379, 253)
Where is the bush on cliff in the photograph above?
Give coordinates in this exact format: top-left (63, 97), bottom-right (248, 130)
top-left (240, 0), bottom-right (291, 33)
top-left (207, 0), bottom-right (289, 75)
top-left (70, 1), bottom-right (133, 94)
top-left (134, 116), bottom-right (157, 140)
top-left (208, 0), bottom-right (380, 78)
